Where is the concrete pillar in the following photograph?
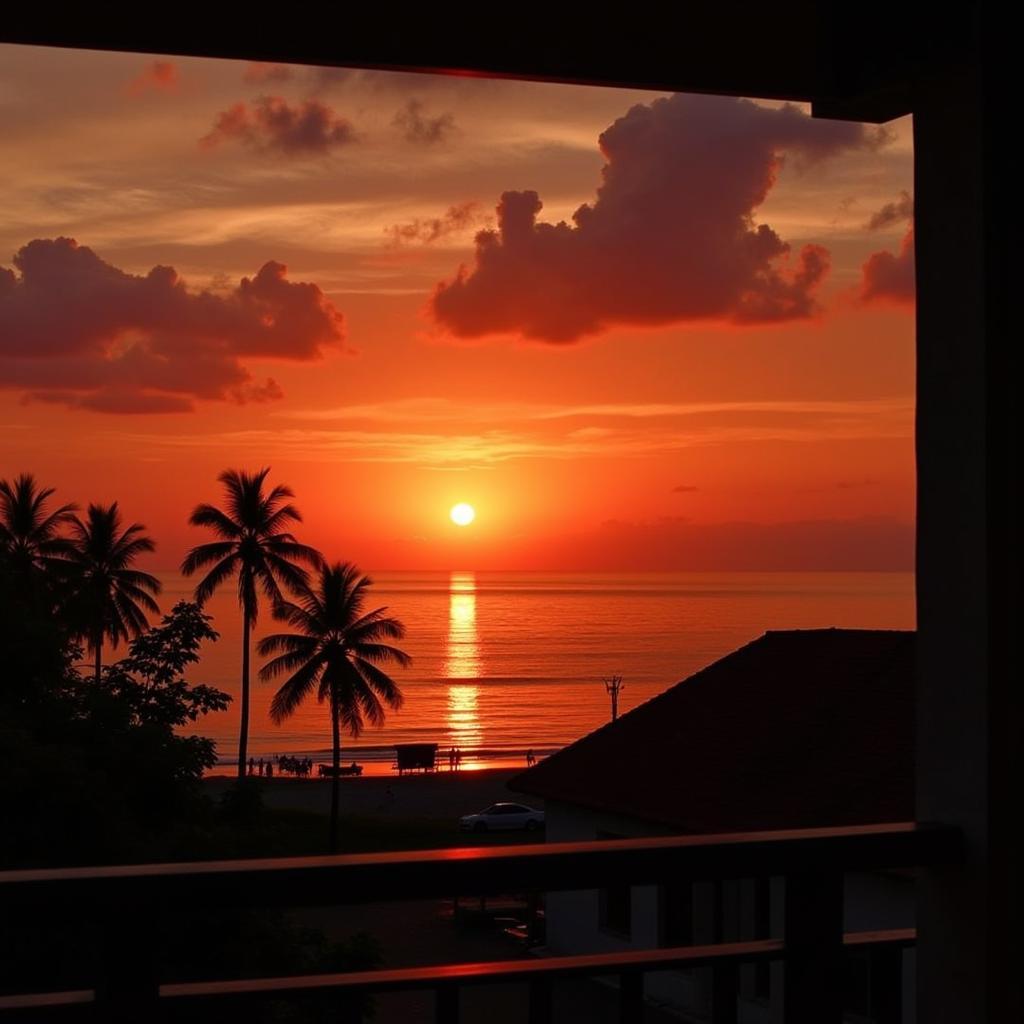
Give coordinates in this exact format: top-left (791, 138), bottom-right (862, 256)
top-left (914, 37), bottom-right (1022, 1021)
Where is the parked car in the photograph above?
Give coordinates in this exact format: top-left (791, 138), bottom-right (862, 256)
top-left (459, 802), bottom-right (545, 832)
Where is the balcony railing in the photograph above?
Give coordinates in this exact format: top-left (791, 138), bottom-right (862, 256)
top-left (0, 821), bottom-right (961, 1023)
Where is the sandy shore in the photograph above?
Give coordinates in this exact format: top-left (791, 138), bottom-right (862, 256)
top-left (202, 767), bottom-right (538, 821)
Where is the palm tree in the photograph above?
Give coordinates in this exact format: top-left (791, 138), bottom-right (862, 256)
top-left (0, 473), bottom-right (77, 583)
top-left (182, 468), bottom-right (322, 779)
top-left (66, 502), bottom-right (161, 684)
top-left (258, 562), bottom-right (410, 852)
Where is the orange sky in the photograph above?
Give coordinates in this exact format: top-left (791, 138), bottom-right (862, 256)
top-left (0, 45), bottom-right (915, 571)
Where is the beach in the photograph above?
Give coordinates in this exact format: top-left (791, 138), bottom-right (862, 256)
top-left (202, 767), bottom-right (536, 823)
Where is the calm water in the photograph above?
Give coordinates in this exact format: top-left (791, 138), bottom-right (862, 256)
top-left (165, 571), bottom-right (914, 774)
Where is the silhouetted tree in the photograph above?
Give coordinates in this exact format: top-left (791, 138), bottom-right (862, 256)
top-left (0, 473), bottom-right (76, 589)
top-left (259, 562), bottom-right (409, 851)
top-left (66, 503), bottom-right (161, 684)
top-left (182, 468), bottom-right (321, 779)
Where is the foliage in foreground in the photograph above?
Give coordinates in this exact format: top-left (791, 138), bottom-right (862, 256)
top-left (0, 585), bottom-right (384, 1019)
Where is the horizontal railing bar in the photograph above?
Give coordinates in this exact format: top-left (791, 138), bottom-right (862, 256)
top-left (162, 940), bottom-right (786, 1000)
top-left (0, 822), bottom-right (961, 911)
top-left (0, 991), bottom-right (94, 1010)
top-left (162, 928), bottom-right (918, 1002)
top-left (0, 929), bottom-right (918, 1013)
top-left (843, 927), bottom-right (916, 947)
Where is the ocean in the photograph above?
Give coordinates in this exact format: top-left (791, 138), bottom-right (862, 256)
top-left (164, 571), bottom-right (915, 775)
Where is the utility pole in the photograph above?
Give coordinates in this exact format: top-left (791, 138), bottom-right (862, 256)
top-left (603, 675), bottom-right (625, 722)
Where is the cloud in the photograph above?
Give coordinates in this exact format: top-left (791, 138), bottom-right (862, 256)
top-left (30, 390), bottom-right (196, 415)
top-left (200, 96), bottom-right (357, 155)
top-left (125, 60), bottom-right (179, 96)
top-left (141, 394), bottom-right (910, 467)
top-left (282, 395), bottom-right (913, 428)
top-left (304, 65), bottom-right (472, 95)
top-left (0, 237), bottom-right (345, 413)
top-left (385, 202), bottom-right (485, 245)
top-left (861, 228), bottom-right (915, 304)
top-left (430, 93), bottom-right (886, 342)
top-left (393, 99), bottom-right (457, 145)
top-left (672, 484), bottom-right (699, 493)
top-left (242, 62), bottom-right (295, 84)
top-left (866, 191), bottom-right (913, 230)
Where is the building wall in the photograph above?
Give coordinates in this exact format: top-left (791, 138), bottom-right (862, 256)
top-left (542, 800), bottom-right (916, 1023)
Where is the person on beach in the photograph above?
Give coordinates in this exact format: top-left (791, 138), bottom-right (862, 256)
top-left (248, 757), bottom-right (255, 776)
top-left (454, 747), bottom-right (462, 770)
top-left (258, 758), bottom-right (264, 776)
top-left (526, 749), bottom-right (535, 767)
top-left (449, 746), bottom-right (456, 771)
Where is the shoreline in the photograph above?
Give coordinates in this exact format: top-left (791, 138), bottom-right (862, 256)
top-left (206, 748), bottom-right (551, 779)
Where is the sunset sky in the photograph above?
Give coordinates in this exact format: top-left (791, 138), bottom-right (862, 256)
top-left (0, 44), bottom-right (916, 572)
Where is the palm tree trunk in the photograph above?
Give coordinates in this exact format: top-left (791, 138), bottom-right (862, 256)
top-left (238, 614), bottom-right (251, 779)
top-left (330, 687), bottom-right (341, 853)
top-left (93, 633), bottom-right (102, 685)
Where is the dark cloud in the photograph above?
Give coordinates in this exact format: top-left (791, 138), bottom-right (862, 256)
top-left (393, 99), bottom-right (456, 145)
top-left (866, 190), bottom-right (914, 230)
top-left (30, 390), bottom-right (196, 415)
top-left (431, 93), bottom-right (886, 342)
top-left (125, 60), bottom-right (179, 96)
top-left (233, 377), bottom-right (285, 404)
top-left (386, 202), bottom-right (485, 245)
top-left (0, 238), bottom-right (345, 413)
top-left (861, 228), bottom-right (915, 304)
top-left (200, 96), bottom-right (357, 155)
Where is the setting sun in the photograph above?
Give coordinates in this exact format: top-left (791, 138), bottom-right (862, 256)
top-left (450, 503), bottom-right (476, 527)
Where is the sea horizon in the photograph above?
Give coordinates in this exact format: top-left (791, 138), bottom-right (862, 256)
top-left (160, 569), bottom-right (916, 775)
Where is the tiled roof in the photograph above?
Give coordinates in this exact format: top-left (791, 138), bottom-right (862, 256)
top-left (510, 629), bottom-right (914, 833)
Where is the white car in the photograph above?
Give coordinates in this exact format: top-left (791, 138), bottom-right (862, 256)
top-left (459, 802), bottom-right (545, 833)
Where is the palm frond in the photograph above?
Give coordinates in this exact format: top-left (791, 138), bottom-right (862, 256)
top-left (351, 641), bottom-right (412, 669)
top-left (349, 611), bottom-right (407, 645)
top-left (187, 503), bottom-right (241, 539)
top-left (181, 541), bottom-right (236, 576)
top-left (115, 568), bottom-right (162, 594)
top-left (353, 657), bottom-right (406, 709)
top-left (257, 631), bottom-right (318, 663)
top-left (268, 656), bottom-right (324, 724)
top-left (192, 553), bottom-right (239, 606)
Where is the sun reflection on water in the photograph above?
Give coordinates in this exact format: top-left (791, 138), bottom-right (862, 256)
top-left (447, 681), bottom-right (482, 751)
top-left (445, 572), bottom-right (480, 679)
top-left (445, 572), bottom-right (482, 756)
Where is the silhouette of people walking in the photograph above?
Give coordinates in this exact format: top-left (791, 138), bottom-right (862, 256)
top-left (258, 757), bottom-right (264, 777)
top-left (454, 747), bottom-right (462, 770)
top-left (248, 757), bottom-right (255, 776)
top-left (449, 746), bottom-right (456, 771)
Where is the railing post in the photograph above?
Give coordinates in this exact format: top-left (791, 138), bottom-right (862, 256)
top-left (435, 984), bottom-right (460, 1024)
top-left (710, 963), bottom-right (739, 1024)
top-left (869, 944), bottom-right (903, 1024)
top-left (96, 898), bottom-right (160, 1023)
top-left (619, 969), bottom-right (643, 1024)
top-left (527, 976), bottom-right (552, 1024)
top-left (782, 872), bottom-right (844, 1024)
